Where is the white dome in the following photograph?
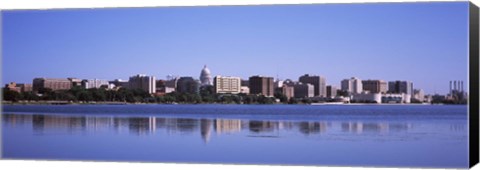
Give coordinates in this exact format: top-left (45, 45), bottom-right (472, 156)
top-left (200, 65), bottom-right (212, 86)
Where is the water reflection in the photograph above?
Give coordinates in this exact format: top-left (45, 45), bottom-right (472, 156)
top-left (2, 113), bottom-right (465, 143)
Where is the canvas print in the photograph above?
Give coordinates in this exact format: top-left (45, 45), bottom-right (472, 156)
top-left (1, 1), bottom-right (477, 169)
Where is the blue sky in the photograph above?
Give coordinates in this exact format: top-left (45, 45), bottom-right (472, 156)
top-left (2, 2), bottom-right (469, 94)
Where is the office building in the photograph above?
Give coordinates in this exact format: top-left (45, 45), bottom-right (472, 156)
top-left (326, 85), bottom-right (338, 98)
top-left (128, 74), bottom-right (156, 94)
top-left (294, 83), bottom-right (314, 98)
top-left (176, 77), bottom-right (200, 94)
top-left (388, 81), bottom-right (413, 95)
top-left (299, 74), bottom-right (326, 97)
top-left (249, 76), bottom-right (274, 97)
top-left (362, 80), bottom-right (387, 93)
top-left (412, 89), bottom-right (425, 102)
top-left (214, 76), bottom-right (241, 94)
top-left (341, 77), bottom-right (363, 94)
top-left (282, 85), bottom-right (295, 99)
top-left (33, 78), bottom-right (72, 91)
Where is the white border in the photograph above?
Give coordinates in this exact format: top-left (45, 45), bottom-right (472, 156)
top-left (0, 0), bottom-right (478, 170)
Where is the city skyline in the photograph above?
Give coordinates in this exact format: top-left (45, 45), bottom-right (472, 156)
top-left (2, 2), bottom-right (469, 95)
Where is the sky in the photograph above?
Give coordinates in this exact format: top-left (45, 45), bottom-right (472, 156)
top-left (2, 2), bottom-right (470, 95)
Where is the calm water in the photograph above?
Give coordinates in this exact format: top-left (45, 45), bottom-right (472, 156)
top-left (1, 104), bottom-right (469, 168)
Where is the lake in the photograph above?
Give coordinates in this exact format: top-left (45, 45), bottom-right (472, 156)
top-left (1, 104), bottom-right (469, 168)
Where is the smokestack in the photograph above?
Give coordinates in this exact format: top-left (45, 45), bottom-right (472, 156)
top-left (450, 81), bottom-right (452, 94)
top-left (454, 81), bottom-right (457, 92)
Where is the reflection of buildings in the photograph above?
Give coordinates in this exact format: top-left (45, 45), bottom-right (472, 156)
top-left (214, 119), bottom-right (242, 134)
top-left (341, 121), bottom-right (412, 134)
top-left (200, 119), bottom-right (213, 143)
top-left (248, 120), bottom-right (279, 133)
top-left (298, 121), bottom-right (327, 135)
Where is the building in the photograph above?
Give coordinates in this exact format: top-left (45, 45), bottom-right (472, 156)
top-left (241, 80), bottom-right (249, 87)
top-left (109, 79), bottom-right (129, 88)
top-left (240, 86), bottom-right (250, 94)
top-left (299, 74), bottom-right (326, 97)
top-left (68, 78), bottom-right (83, 87)
top-left (326, 85), bottom-right (338, 98)
top-left (412, 89), bottom-right (425, 102)
top-left (352, 92), bottom-right (382, 103)
top-left (200, 65), bottom-right (212, 86)
top-left (282, 85), bottom-right (295, 99)
top-left (176, 77), bottom-right (200, 94)
top-left (381, 93), bottom-right (411, 103)
top-left (341, 77), bottom-right (363, 94)
top-left (362, 80), bottom-right (387, 94)
top-left (388, 81), bottom-right (413, 95)
top-left (294, 83), bottom-right (314, 98)
top-left (83, 79), bottom-right (110, 89)
top-left (249, 76), bottom-right (274, 97)
top-left (213, 76), bottom-right (241, 94)
top-left (128, 74), bottom-right (156, 94)
top-left (33, 78), bottom-right (72, 91)
top-left (5, 82), bottom-right (21, 92)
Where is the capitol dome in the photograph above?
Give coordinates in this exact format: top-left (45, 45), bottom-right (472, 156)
top-left (200, 65), bottom-right (212, 86)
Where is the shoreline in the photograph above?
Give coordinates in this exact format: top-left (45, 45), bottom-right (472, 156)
top-left (1, 101), bottom-right (463, 106)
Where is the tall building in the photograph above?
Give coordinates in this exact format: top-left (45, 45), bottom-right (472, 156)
top-left (299, 74), bottom-right (326, 97)
top-left (200, 65), bottom-right (212, 86)
top-left (362, 80), bottom-right (387, 93)
top-left (341, 77), bottom-right (363, 94)
top-left (326, 85), bottom-right (338, 98)
top-left (33, 78), bottom-right (72, 91)
top-left (213, 76), bottom-right (241, 94)
top-left (249, 76), bottom-right (274, 97)
top-left (128, 74), bottom-right (156, 94)
top-left (294, 83), bottom-right (314, 98)
top-left (176, 77), bottom-right (200, 94)
top-left (388, 81), bottom-right (413, 95)
top-left (83, 79), bottom-right (110, 89)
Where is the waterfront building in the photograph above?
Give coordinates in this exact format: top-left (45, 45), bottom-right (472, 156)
top-left (128, 74), bottom-right (156, 94)
top-left (240, 86), bottom-right (250, 94)
top-left (388, 81), bottom-right (413, 95)
top-left (326, 85), bottom-right (338, 98)
top-left (109, 79), bottom-right (129, 88)
top-left (362, 80), bottom-right (387, 94)
top-left (176, 77), bottom-right (200, 94)
top-left (165, 77), bottom-right (178, 89)
top-left (293, 83), bottom-right (314, 98)
top-left (83, 79), bottom-right (110, 89)
top-left (5, 82), bottom-right (21, 92)
top-left (412, 89), bottom-right (425, 102)
top-left (200, 65), bottom-right (212, 86)
top-left (341, 77), bottom-right (363, 94)
top-left (299, 74), bottom-right (326, 97)
top-left (381, 93), bottom-right (411, 103)
top-left (68, 78), bottom-right (83, 87)
top-left (213, 76), bottom-right (241, 94)
top-left (33, 78), bottom-right (72, 92)
top-left (249, 76), bottom-right (274, 97)
top-left (19, 83), bottom-right (33, 92)
top-left (281, 85), bottom-right (294, 99)
top-left (352, 91), bottom-right (381, 103)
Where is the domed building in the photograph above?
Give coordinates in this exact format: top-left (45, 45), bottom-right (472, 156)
top-left (200, 65), bottom-right (212, 86)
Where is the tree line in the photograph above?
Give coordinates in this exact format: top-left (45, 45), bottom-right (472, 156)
top-left (2, 86), bottom-right (314, 104)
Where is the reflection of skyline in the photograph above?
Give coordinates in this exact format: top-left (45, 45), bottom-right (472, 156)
top-left (3, 113), bottom-right (456, 143)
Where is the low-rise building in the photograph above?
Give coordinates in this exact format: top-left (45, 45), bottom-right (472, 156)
top-left (326, 85), bottom-right (338, 98)
top-left (33, 78), bottom-right (72, 91)
top-left (352, 92), bottom-right (381, 103)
